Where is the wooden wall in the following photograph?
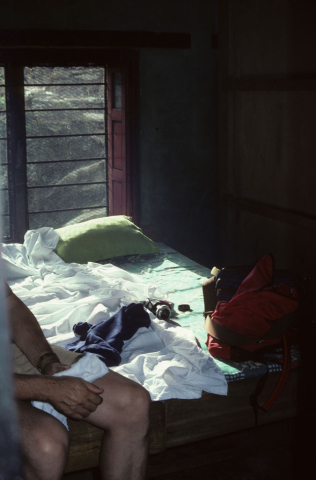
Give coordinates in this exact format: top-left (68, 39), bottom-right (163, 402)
top-left (217, 0), bottom-right (316, 294)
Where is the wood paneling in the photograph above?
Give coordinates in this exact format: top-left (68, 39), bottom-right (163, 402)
top-left (0, 30), bottom-right (191, 49)
top-left (218, 0), bottom-right (316, 282)
top-left (164, 370), bottom-right (298, 449)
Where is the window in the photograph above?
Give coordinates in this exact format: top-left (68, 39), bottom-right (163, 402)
top-left (0, 52), bottom-right (137, 243)
top-left (0, 67), bottom-right (8, 237)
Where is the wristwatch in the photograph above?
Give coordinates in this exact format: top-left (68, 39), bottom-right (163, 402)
top-left (37, 352), bottom-right (60, 374)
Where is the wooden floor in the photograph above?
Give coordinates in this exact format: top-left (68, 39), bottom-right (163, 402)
top-left (63, 418), bottom-right (303, 480)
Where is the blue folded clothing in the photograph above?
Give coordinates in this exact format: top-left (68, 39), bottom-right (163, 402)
top-left (65, 303), bottom-right (151, 366)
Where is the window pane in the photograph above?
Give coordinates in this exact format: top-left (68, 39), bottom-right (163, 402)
top-left (28, 183), bottom-right (107, 212)
top-left (26, 110), bottom-right (105, 137)
top-left (0, 69), bottom-right (8, 238)
top-left (0, 86), bottom-right (6, 111)
top-left (24, 85), bottom-right (105, 110)
top-left (29, 207), bottom-right (108, 230)
top-left (0, 112), bottom-right (7, 137)
top-left (24, 66), bottom-right (108, 231)
top-left (1, 189), bottom-right (9, 214)
top-left (0, 165), bottom-right (8, 188)
top-left (1, 215), bottom-right (10, 238)
top-left (27, 135), bottom-right (105, 162)
top-left (0, 139), bottom-right (7, 163)
top-left (27, 160), bottom-right (106, 187)
top-left (113, 73), bottom-right (122, 109)
top-left (0, 67), bottom-right (4, 85)
top-left (24, 67), bottom-right (104, 85)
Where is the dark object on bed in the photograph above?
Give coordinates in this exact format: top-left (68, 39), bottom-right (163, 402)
top-left (178, 304), bottom-right (191, 312)
top-left (64, 303), bottom-right (151, 366)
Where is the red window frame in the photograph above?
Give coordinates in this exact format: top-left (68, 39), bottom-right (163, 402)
top-left (107, 52), bottom-right (139, 223)
top-left (107, 67), bottom-right (129, 217)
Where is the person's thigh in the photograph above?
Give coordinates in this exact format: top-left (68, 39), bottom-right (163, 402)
top-left (83, 370), bottom-right (151, 430)
top-left (17, 400), bottom-right (70, 479)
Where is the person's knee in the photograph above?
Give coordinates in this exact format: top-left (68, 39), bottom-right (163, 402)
top-left (119, 383), bottom-right (151, 430)
top-left (40, 425), bottom-right (69, 460)
top-left (25, 421), bottom-right (69, 480)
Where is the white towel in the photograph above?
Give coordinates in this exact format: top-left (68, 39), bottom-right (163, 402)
top-left (32, 354), bottom-right (109, 430)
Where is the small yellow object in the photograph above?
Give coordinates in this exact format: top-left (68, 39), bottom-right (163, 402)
top-left (211, 266), bottom-right (221, 276)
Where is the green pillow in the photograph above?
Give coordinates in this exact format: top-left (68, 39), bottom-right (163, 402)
top-left (54, 216), bottom-right (159, 264)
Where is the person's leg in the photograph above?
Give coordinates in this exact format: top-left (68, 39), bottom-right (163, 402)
top-left (84, 370), bottom-right (151, 480)
top-left (16, 400), bottom-right (69, 480)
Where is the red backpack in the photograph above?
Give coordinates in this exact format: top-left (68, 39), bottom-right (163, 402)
top-left (203, 254), bottom-right (307, 423)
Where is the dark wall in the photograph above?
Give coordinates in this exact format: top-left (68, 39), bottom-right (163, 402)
top-left (0, 0), bottom-right (219, 268)
top-left (218, 0), bottom-right (316, 284)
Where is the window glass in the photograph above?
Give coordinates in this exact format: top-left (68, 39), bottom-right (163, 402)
top-left (0, 68), bottom-right (4, 85)
top-left (29, 207), bottom-right (108, 230)
top-left (0, 67), bottom-right (9, 238)
top-left (24, 85), bottom-right (105, 110)
top-left (27, 159), bottom-right (106, 187)
top-left (24, 66), bottom-right (104, 84)
top-left (26, 135), bottom-right (105, 162)
top-left (24, 66), bottom-right (107, 230)
top-left (0, 112), bottom-right (7, 137)
top-left (113, 72), bottom-right (122, 109)
top-left (0, 139), bottom-right (7, 162)
top-left (28, 183), bottom-right (107, 212)
top-left (0, 87), bottom-right (5, 111)
top-left (25, 110), bottom-right (105, 137)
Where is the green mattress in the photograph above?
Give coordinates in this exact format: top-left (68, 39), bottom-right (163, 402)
top-left (99, 243), bottom-right (299, 381)
top-left (101, 242), bottom-right (209, 347)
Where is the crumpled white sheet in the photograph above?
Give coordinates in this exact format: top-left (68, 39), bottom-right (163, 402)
top-left (32, 354), bottom-right (109, 430)
top-left (2, 227), bottom-right (227, 400)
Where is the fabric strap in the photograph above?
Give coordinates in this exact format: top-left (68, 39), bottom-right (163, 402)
top-left (249, 333), bottom-right (291, 426)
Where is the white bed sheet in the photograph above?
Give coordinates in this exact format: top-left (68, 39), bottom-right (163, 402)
top-left (1, 227), bottom-right (227, 400)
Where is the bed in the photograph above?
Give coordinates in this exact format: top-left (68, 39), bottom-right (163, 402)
top-left (1, 217), bottom-right (300, 475)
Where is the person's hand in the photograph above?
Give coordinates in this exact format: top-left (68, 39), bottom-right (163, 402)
top-left (43, 362), bottom-right (71, 375)
top-left (46, 376), bottom-right (104, 420)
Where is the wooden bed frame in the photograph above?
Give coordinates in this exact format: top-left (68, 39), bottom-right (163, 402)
top-left (64, 259), bottom-right (301, 475)
top-left (65, 368), bottom-right (299, 474)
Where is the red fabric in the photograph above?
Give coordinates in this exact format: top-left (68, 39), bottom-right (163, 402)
top-left (205, 334), bottom-right (282, 359)
top-left (233, 253), bottom-right (273, 298)
top-left (207, 254), bottom-right (299, 358)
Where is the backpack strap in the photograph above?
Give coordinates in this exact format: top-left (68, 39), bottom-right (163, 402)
top-left (204, 314), bottom-right (260, 347)
top-left (249, 333), bottom-right (291, 425)
top-left (259, 309), bottom-right (300, 342)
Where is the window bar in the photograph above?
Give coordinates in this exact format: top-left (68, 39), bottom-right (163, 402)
top-left (25, 107), bottom-right (106, 112)
top-left (27, 157), bottom-right (106, 164)
top-left (5, 64), bottom-right (29, 242)
top-left (105, 66), bottom-right (109, 216)
top-left (29, 205), bottom-right (107, 214)
top-left (26, 133), bottom-right (105, 139)
top-left (24, 83), bottom-right (105, 87)
top-left (28, 181), bottom-right (108, 189)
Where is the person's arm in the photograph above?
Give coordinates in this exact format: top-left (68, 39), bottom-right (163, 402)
top-left (6, 284), bottom-right (67, 375)
top-left (5, 283), bottom-right (104, 419)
